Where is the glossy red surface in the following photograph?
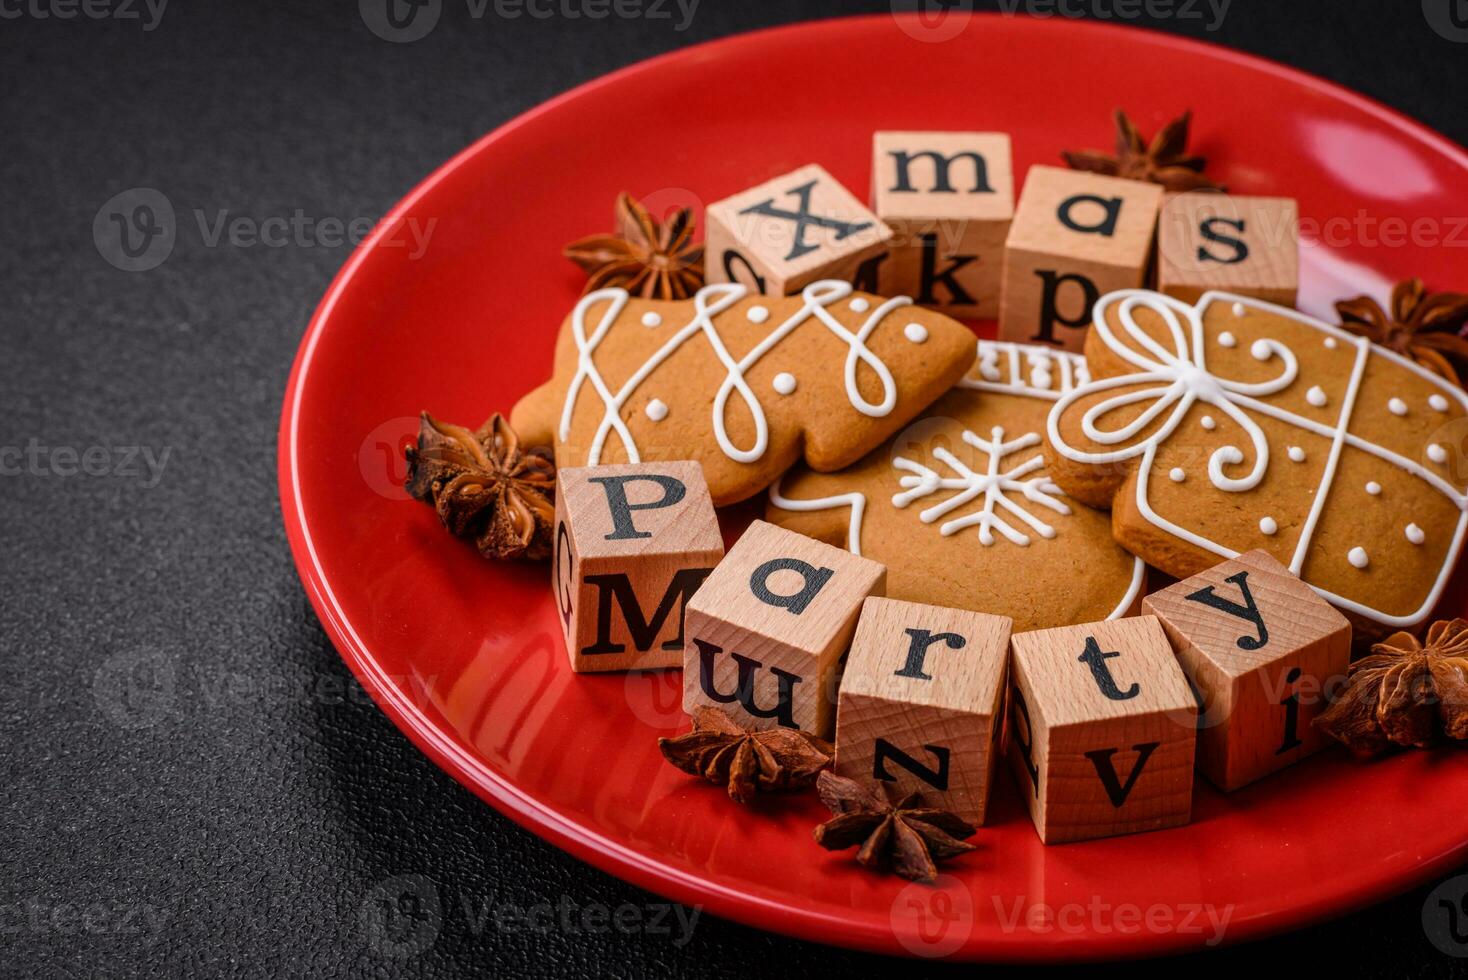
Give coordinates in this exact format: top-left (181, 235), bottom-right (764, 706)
top-left (279, 14), bottom-right (1468, 960)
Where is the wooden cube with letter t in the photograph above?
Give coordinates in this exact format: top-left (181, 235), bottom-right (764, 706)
top-left (1007, 617), bottom-right (1197, 844)
top-left (682, 520), bottom-right (885, 738)
top-left (704, 164), bottom-right (893, 296)
top-left (1157, 193), bottom-right (1299, 306)
top-left (553, 461), bottom-right (724, 673)
top-left (1143, 550), bottom-right (1349, 791)
top-left (998, 165), bottom-right (1162, 351)
top-left (834, 598), bottom-right (1011, 825)
top-left (870, 131), bottom-right (1015, 318)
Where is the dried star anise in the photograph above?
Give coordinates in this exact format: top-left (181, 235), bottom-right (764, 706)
top-left (403, 412), bottom-right (556, 560)
top-left (658, 706), bottom-right (832, 804)
top-left (1062, 108), bottom-right (1225, 193)
top-left (811, 772), bottom-right (976, 883)
top-left (563, 192), bottom-right (705, 300)
top-left (1336, 278), bottom-right (1468, 388)
top-left (1314, 618), bottom-right (1468, 759)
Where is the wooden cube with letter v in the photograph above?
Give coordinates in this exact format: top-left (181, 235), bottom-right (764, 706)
top-left (834, 598), bottom-right (1011, 825)
top-left (1143, 550), bottom-right (1350, 792)
top-left (1007, 616), bottom-right (1197, 844)
top-left (999, 165), bottom-right (1162, 352)
top-left (1157, 192), bottom-right (1299, 307)
top-left (682, 520), bottom-right (885, 738)
top-left (553, 460), bottom-right (724, 673)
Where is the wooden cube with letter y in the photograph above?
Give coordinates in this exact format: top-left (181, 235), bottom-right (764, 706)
top-left (1157, 192), bottom-right (1299, 306)
top-left (1143, 549), bottom-right (1350, 792)
top-left (682, 520), bottom-right (885, 738)
top-left (553, 461), bottom-right (724, 673)
top-left (834, 598), bottom-right (1012, 825)
top-left (1007, 616), bottom-right (1197, 844)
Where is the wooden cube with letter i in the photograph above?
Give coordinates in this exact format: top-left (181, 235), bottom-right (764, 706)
top-left (1007, 616), bottom-right (1197, 844)
top-left (1143, 550), bottom-right (1350, 791)
top-left (553, 460), bottom-right (724, 673)
top-left (682, 520), bottom-right (885, 738)
top-left (834, 598), bottom-right (1012, 825)
top-left (1157, 192), bottom-right (1299, 306)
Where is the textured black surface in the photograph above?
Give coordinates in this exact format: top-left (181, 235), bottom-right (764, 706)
top-left (5, 1), bottom-right (1468, 976)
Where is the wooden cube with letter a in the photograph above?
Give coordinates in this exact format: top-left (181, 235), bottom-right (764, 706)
top-left (999, 165), bottom-right (1162, 352)
top-left (834, 598), bottom-right (1011, 825)
top-left (1007, 616), bottom-right (1197, 844)
top-left (870, 131), bottom-right (1015, 318)
top-left (1157, 193), bottom-right (1299, 307)
top-left (1143, 550), bottom-right (1349, 792)
top-left (553, 461), bottom-right (724, 673)
top-left (705, 163), bottom-right (893, 296)
top-left (683, 520), bottom-right (885, 738)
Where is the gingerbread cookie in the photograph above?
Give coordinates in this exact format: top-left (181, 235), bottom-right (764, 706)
top-left (764, 340), bottom-right (1145, 632)
top-left (512, 280), bottom-right (977, 506)
top-left (1045, 289), bottom-right (1468, 631)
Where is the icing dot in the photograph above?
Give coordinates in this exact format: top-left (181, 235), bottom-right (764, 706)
top-left (850, 298), bottom-right (870, 313)
top-left (640, 311), bottom-right (662, 328)
top-left (1200, 415), bottom-right (1216, 430)
top-left (1431, 394), bottom-right (1450, 412)
top-left (1365, 481), bottom-right (1382, 496)
top-left (746, 305), bottom-right (770, 324)
top-left (1231, 301), bottom-right (1247, 317)
top-left (1169, 467), bottom-right (1186, 483)
top-left (772, 372), bottom-right (797, 396)
top-left (1406, 523), bottom-right (1426, 545)
top-left (1218, 331), bottom-right (1237, 348)
top-left (1348, 546), bottom-right (1369, 569)
top-left (1306, 385), bottom-right (1327, 407)
top-left (904, 323), bottom-right (928, 344)
top-left (1388, 397), bottom-right (1408, 416)
top-left (1324, 336), bottom-right (1338, 349)
top-left (1429, 443), bottom-right (1448, 463)
top-left (1259, 516), bottom-right (1278, 536)
top-left (644, 399), bottom-right (668, 422)
top-left (1249, 339), bottom-right (1273, 361)
top-left (1288, 446), bottom-right (1306, 463)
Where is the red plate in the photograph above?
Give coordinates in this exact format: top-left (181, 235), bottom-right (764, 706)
top-left (279, 14), bottom-right (1468, 961)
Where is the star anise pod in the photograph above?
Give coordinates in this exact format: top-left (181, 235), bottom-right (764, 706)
top-left (1315, 618), bottom-right (1468, 759)
top-left (563, 192), bottom-right (705, 300)
top-left (658, 706), bottom-right (832, 804)
top-left (1062, 108), bottom-right (1225, 193)
top-left (403, 412), bottom-right (556, 560)
top-left (1336, 278), bottom-right (1468, 388)
top-left (811, 772), bottom-right (976, 883)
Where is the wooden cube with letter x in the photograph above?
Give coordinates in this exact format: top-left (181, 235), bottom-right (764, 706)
top-left (1007, 616), bottom-right (1197, 844)
top-left (834, 598), bottom-right (1012, 825)
top-left (998, 165), bottom-right (1162, 351)
top-left (553, 461), bottom-right (724, 673)
top-left (682, 520), bottom-right (885, 739)
top-left (1157, 193), bottom-right (1299, 307)
top-left (1143, 550), bottom-right (1350, 792)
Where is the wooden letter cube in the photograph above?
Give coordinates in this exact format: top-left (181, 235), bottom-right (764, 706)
top-left (553, 461), bottom-right (724, 673)
top-left (683, 520), bottom-right (885, 738)
top-left (1007, 617), bottom-right (1197, 844)
top-left (1157, 193), bottom-right (1299, 307)
top-left (705, 163), bottom-right (894, 296)
top-left (870, 131), bottom-right (1015, 318)
top-left (834, 598), bottom-right (1011, 825)
top-left (999, 165), bottom-right (1162, 352)
top-left (1142, 550), bottom-right (1350, 792)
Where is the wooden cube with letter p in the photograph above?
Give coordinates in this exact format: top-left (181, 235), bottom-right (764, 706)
top-left (834, 598), bottom-right (1011, 825)
top-left (1157, 193), bottom-right (1299, 306)
top-left (553, 461), bottom-right (724, 673)
top-left (1143, 550), bottom-right (1350, 792)
top-left (999, 165), bottom-right (1162, 351)
top-left (682, 520), bottom-right (885, 738)
top-left (1007, 617), bottom-right (1197, 844)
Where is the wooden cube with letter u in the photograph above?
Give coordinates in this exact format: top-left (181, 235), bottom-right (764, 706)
top-left (682, 520), bottom-right (885, 738)
top-left (553, 461), bottom-right (724, 673)
top-left (834, 598), bottom-right (1011, 825)
top-left (1007, 616), bottom-right (1197, 844)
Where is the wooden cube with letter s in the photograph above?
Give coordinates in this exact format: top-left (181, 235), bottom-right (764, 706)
top-left (1157, 192), bottom-right (1299, 306)
top-left (553, 461), bottom-right (724, 673)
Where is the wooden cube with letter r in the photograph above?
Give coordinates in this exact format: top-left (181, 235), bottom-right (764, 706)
top-left (1157, 193), bottom-right (1299, 306)
top-left (1143, 550), bottom-right (1350, 792)
top-left (834, 598), bottom-right (1011, 825)
top-left (682, 520), bottom-right (885, 738)
top-left (1007, 616), bottom-right (1197, 844)
top-left (553, 461), bottom-right (724, 673)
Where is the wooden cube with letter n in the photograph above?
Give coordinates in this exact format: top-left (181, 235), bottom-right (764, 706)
top-left (834, 598), bottom-right (1011, 825)
top-left (1157, 193), bottom-right (1299, 306)
top-left (999, 165), bottom-right (1162, 352)
top-left (870, 131), bottom-right (1015, 318)
top-left (1007, 616), bottom-right (1197, 844)
top-left (1142, 550), bottom-right (1350, 791)
top-left (553, 461), bottom-right (724, 673)
top-left (682, 520), bottom-right (885, 738)
top-left (705, 163), bottom-right (893, 296)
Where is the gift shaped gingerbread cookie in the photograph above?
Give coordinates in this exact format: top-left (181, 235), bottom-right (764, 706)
top-left (764, 340), bottom-right (1145, 632)
top-left (512, 281), bottom-right (976, 506)
top-left (1046, 289), bottom-right (1468, 631)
